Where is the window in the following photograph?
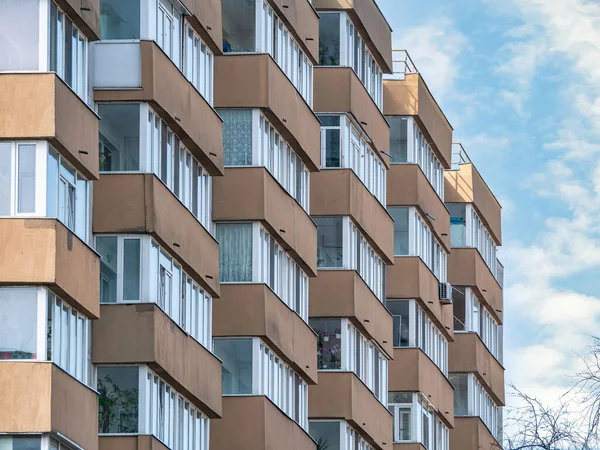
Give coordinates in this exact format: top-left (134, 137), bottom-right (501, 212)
top-left (388, 207), bottom-right (447, 282)
top-left (49, 1), bottom-right (88, 101)
top-left (0, 287), bottom-right (92, 386)
top-left (318, 114), bottom-right (386, 206)
top-left (215, 222), bottom-right (309, 321)
top-left (100, 0), bottom-right (140, 39)
top-left (387, 116), bottom-right (444, 200)
top-left (184, 23), bottom-right (214, 104)
top-left (98, 365), bottom-right (210, 450)
top-left (0, 436), bottom-right (42, 450)
top-left (213, 338), bottom-right (309, 430)
top-left (387, 300), bottom-right (448, 375)
top-left (310, 318), bottom-right (388, 406)
top-left (447, 203), bottom-right (466, 247)
top-left (95, 235), bottom-right (213, 350)
top-left (98, 104), bottom-right (141, 172)
top-left (157, 0), bottom-right (182, 68)
top-left (315, 216), bottom-right (385, 301)
top-left (450, 373), bottom-right (502, 441)
top-left (222, 0), bottom-right (256, 52)
top-left (317, 12), bottom-right (383, 109)
top-left (219, 109), bottom-right (310, 212)
top-left (309, 421), bottom-right (374, 450)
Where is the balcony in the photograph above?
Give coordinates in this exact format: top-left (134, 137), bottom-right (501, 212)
top-left (214, 284), bottom-right (318, 384)
top-left (214, 54), bottom-right (320, 170)
top-left (312, 0), bottom-right (392, 72)
top-left (0, 73), bottom-right (99, 180)
top-left (387, 164), bottom-right (450, 250)
top-left (314, 67), bottom-right (390, 161)
top-left (388, 348), bottom-right (454, 428)
top-left (213, 167), bottom-right (317, 275)
top-left (386, 257), bottom-right (452, 341)
top-left (93, 40), bottom-right (224, 175)
top-left (309, 372), bottom-right (393, 450)
top-left (311, 169), bottom-right (394, 264)
top-left (93, 173), bottom-right (220, 297)
top-left (383, 74), bottom-right (453, 169)
top-left (310, 270), bottom-right (393, 356)
top-left (449, 333), bottom-right (505, 406)
top-left (212, 396), bottom-right (315, 450)
top-left (93, 303), bottom-right (222, 418)
top-left (448, 248), bottom-right (502, 324)
top-left (451, 417), bottom-right (501, 450)
top-left (0, 362), bottom-right (98, 450)
top-left (445, 149), bottom-right (502, 245)
top-left (0, 219), bottom-right (99, 318)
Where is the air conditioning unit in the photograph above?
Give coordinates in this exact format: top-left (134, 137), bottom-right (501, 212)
top-left (439, 282), bottom-right (453, 304)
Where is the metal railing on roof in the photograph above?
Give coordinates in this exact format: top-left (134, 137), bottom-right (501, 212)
top-left (385, 49), bottom-right (419, 80)
top-left (451, 142), bottom-right (472, 170)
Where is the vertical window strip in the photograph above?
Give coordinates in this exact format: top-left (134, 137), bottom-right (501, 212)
top-left (467, 206), bottom-right (498, 275)
top-left (408, 208), bottom-right (447, 282)
top-left (183, 23), bottom-right (214, 105)
top-left (346, 219), bottom-right (385, 301)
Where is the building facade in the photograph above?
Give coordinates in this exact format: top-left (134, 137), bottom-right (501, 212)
top-left (0, 1), bottom-right (504, 450)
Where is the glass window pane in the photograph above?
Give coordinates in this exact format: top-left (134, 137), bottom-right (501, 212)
top-left (213, 338), bottom-right (253, 394)
top-left (123, 239), bottom-right (141, 301)
top-left (318, 13), bottom-right (340, 65)
top-left (216, 223), bottom-right (253, 282)
top-left (98, 104), bottom-right (141, 171)
top-left (387, 300), bottom-right (410, 347)
top-left (453, 287), bottom-right (466, 331)
top-left (222, 0), bottom-right (256, 52)
top-left (389, 207), bottom-right (409, 256)
top-left (17, 144), bottom-right (36, 213)
top-left (46, 148), bottom-right (59, 218)
top-left (0, 0), bottom-right (40, 71)
top-left (309, 318), bottom-right (342, 369)
top-left (325, 129), bottom-right (340, 168)
top-left (219, 109), bottom-right (253, 166)
top-left (448, 203), bottom-right (467, 247)
top-left (0, 143), bottom-right (11, 215)
top-left (97, 366), bottom-right (139, 433)
top-left (0, 436), bottom-right (42, 450)
top-left (315, 216), bottom-right (343, 268)
top-left (388, 116), bottom-right (408, 163)
top-left (0, 288), bottom-right (38, 360)
top-left (96, 236), bottom-right (118, 303)
top-left (100, 0), bottom-right (140, 39)
top-left (309, 421), bottom-right (341, 449)
top-left (450, 373), bottom-right (468, 416)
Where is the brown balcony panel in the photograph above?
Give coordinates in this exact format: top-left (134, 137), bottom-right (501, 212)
top-left (451, 417), bottom-right (500, 450)
top-left (445, 164), bottom-right (502, 245)
top-left (211, 396), bottom-right (315, 450)
top-left (387, 257), bottom-right (452, 341)
top-left (213, 167), bottom-right (317, 276)
top-left (56, 0), bottom-right (100, 40)
top-left (310, 270), bottom-right (392, 356)
top-left (314, 67), bottom-right (390, 163)
top-left (389, 348), bottom-right (454, 428)
top-left (180, 0), bottom-right (223, 54)
top-left (311, 169), bottom-right (394, 263)
top-left (214, 284), bottom-right (317, 384)
top-left (94, 41), bottom-right (223, 175)
top-left (93, 303), bottom-right (222, 418)
top-left (0, 219), bottom-right (100, 318)
top-left (449, 333), bottom-right (505, 406)
top-left (267, 0), bottom-right (320, 63)
top-left (387, 164), bottom-right (450, 250)
top-left (214, 54), bottom-right (320, 170)
top-left (0, 73), bottom-right (99, 179)
top-left (384, 76), bottom-right (453, 169)
top-left (309, 372), bottom-right (392, 450)
top-left (100, 436), bottom-right (169, 450)
top-left (312, 0), bottom-right (392, 72)
top-left (447, 248), bottom-right (502, 323)
top-left (93, 173), bottom-right (220, 297)
top-left (0, 362), bottom-right (97, 450)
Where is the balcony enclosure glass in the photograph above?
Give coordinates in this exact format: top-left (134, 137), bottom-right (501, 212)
top-left (387, 300), bottom-right (448, 375)
top-left (221, 0), bottom-right (313, 105)
top-left (213, 337), bottom-right (309, 430)
top-left (218, 109), bottom-right (310, 212)
top-left (0, 436), bottom-right (77, 450)
top-left (0, 287), bottom-right (92, 386)
top-left (98, 103), bottom-right (213, 233)
top-left (0, 141), bottom-right (91, 244)
top-left (387, 116), bottom-right (444, 200)
top-left (317, 12), bottom-right (383, 109)
top-left (309, 420), bottom-right (374, 450)
top-left (95, 235), bottom-right (213, 350)
top-left (314, 216), bottom-right (385, 301)
top-left (309, 318), bottom-right (388, 406)
top-left (97, 364), bottom-right (210, 450)
top-left (388, 206), bottom-right (447, 282)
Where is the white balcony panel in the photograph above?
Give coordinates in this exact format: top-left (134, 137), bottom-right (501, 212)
top-left (93, 41), bottom-right (141, 89)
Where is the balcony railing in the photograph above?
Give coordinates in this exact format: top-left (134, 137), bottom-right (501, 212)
top-left (385, 49), bottom-right (418, 80)
top-left (451, 142), bottom-right (471, 170)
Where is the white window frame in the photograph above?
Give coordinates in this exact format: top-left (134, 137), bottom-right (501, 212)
top-left (183, 22), bottom-right (214, 105)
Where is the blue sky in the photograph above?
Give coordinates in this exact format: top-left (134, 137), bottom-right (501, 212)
top-left (376, 0), bottom-right (600, 404)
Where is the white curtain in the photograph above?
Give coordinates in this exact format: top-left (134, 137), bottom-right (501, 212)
top-left (216, 223), bottom-right (253, 282)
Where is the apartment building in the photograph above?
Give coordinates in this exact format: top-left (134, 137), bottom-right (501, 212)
top-left (0, 2), bottom-right (505, 450)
